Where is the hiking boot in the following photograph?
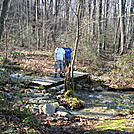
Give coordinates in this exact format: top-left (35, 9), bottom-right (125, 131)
top-left (54, 74), bottom-right (57, 78)
top-left (60, 73), bottom-right (65, 78)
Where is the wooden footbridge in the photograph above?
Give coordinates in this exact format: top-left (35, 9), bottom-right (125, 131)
top-left (31, 71), bottom-right (89, 88)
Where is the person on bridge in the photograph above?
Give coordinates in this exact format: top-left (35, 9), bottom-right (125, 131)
top-left (54, 43), bottom-right (65, 78)
top-left (62, 42), bottom-right (72, 71)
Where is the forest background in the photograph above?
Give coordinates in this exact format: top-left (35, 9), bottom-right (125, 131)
top-left (0, 0), bottom-right (134, 133)
top-left (0, 0), bottom-right (133, 88)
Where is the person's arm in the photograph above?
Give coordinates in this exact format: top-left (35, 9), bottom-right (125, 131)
top-left (63, 49), bottom-right (65, 61)
top-left (70, 48), bottom-right (72, 53)
top-left (54, 48), bottom-right (58, 61)
top-left (63, 54), bottom-right (65, 61)
top-left (54, 53), bottom-right (57, 61)
top-left (70, 48), bottom-right (72, 60)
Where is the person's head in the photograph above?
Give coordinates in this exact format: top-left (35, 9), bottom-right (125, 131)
top-left (56, 43), bottom-right (62, 48)
top-left (65, 42), bottom-right (69, 47)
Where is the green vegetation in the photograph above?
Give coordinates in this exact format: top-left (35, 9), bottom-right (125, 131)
top-left (118, 49), bottom-right (134, 78)
top-left (86, 118), bottom-right (134, 134)
top-left (19, 82), bottom-right (33, 88)
top-left (115, 94), bottom-right (134, 115)
top-left (64, 89), bottom-right (76, 98)
top-left (86, 49), bottom-right (134, 89)
top-left (0, 48), bottom-right (133, 133)
top-left (0, 86), bottom-right (41, 133)
top-left (11, 52), bottom-right (26, 62)
top-left (58, 90), bottom-right (85, 109)
top-left (38, 85), bottom-right (45, 90)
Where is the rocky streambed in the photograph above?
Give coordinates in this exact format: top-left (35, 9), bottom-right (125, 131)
top-left (2, 82), bottom-right (133, 120)
top-left (72, 89), bottom-right (134, 119)
top-left (1, 72), bottom-right (133, 120)
top-left (1, 76), bottom-right (134, 134)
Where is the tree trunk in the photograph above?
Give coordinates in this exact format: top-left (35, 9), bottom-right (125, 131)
top-left (102, 0), bottom-right (109, 51)
top-left (119, 0), bottom-right (126, 55)
top-left (0, 0), bottom-right (10, 39)
top-left (64, 3), bottom-right (81, 91)
top-left (35, 0), bottom-right (39, 49)
top-left (91, 0), bottom-right (96, 36)
top-left (126, 0), bottom-right (133, 50)
top-left (97, 0), bottom-right (102, 54)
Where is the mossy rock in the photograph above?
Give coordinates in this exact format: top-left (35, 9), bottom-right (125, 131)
top-left (19, 84), bottom-right (29, 88)
top-left (59, 97), bottom-right (85, 110)
top-left (0, 74), bottom-right (19, 85)
top-left (38, 85), bottom-right (45, 90)
top-left (103, 76), bottom-right (111, 81)
top-left (67, 98), bottom-right (85, 109)
top-left (59, 90), bottom-right (85, 109)
top-left (94, 78), bottom-right (102, 82)
top-left (25, 129), bottom-right (38, 134)
top-left (109, 84), bottom-right (119, 89)
top-left (19, 82), bottom-right (33, 88)
top-left (63, 89), bottom-right (76, 98)
top-left (1, 128), bottom-right (18, 134)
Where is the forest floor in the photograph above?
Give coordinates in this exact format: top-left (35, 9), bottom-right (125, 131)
top-left (9, 49), bottom-right (133, 88)
top-left (0, 50), bottom-right (134, 134)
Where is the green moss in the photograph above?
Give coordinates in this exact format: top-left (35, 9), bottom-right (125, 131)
top-left (86, 118), bottom-right (134, 134)
top-left (94, 78), bottom-right (102, 82)
top-left (58, 90), bottom-right (85, 109)
top-left (25, 129), bottom-right (38, 134)
top-left (19, 82), bottom-right (33, 88)
top-left (64, 90), bottom-right (76, 98)
top-left (19, 84), bottom-right (29, 88)
top-left (60, 96), bottom-right (85, 109)
top-left (85, 130), bottom-right (111, 134)
top-left (38, 85), bottom-right (45, 90)
top-left (95, 119), bottom-right (133, 132)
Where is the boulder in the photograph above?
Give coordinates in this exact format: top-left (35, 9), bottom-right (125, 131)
top-left (39, 103), bottom-right (55, 115)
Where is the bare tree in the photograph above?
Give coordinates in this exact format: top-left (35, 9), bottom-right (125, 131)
top-left (1, 0), bottom-right (133, 56)
top-left (119, 0), bottom-right (126, 54)
top-left (0, 0), bottom-right (10, 39)
top-left (97, 0), bottom-right (102, 54)
top-left (102, 0), bottom-right (109, 51)
top-left (64, 1), bottom-right (81, 91)
top-left (126, 0), bottom-right (133, 50)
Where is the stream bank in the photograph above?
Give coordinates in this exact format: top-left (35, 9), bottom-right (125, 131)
top-left (5, 72), bottom-right (134, 120)
top-left (72, 89), bottom-right (134, 119)
top-left (0, 72), bottom-right (134, 134)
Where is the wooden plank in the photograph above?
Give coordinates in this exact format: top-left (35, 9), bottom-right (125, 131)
top-left (31, 71), bottom-right (88, 88)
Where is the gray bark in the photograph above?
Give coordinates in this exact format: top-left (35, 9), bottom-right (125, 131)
top-left (119, 0), bottom-right (126, 54)
top-left (0, 0), bottom-right (10, 39)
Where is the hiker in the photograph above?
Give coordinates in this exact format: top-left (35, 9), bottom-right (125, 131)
top-left (62, 42), bottom-right (72, 71)
top-left (54, 43), bottom-right (65, 78)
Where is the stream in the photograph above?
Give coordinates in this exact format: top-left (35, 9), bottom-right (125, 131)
top-left (9, 73), bottom-right (134, 120)
top-left (70, 89), bottom-right (134, 119)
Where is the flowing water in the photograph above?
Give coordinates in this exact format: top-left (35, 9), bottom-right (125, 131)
top-left (70, 90), bottom-right (134, 119)
top-left (9, 73), bottom-right (134, 120)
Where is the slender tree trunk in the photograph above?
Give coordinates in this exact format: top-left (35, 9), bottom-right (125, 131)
top-left (92, 0), bottom-right (96, 36)
top-left (102, 0), bottom-right (109, 51)
top-left (88, 0), bottom-right (92, 41)
top-left (119, 0), bottom-right (126, 54)
top-left (64, 3), bottom-right (81, 91)
top-left (129, 0), bottom-right (134, 49)
top-left (65, 0), bottom-right (70, 25)
top-left (113, 18), bottom-right (120, 53)
top-left (35, 0), bottom-right (39, 49)
top-left (80, 0), bottom-right (85, 19)
top-left (97, 0), bottom-right (102, 54)
top-left (0, 0), bottom-right (10, 39)
top-left (126, 0), bottom-right (132, 50)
